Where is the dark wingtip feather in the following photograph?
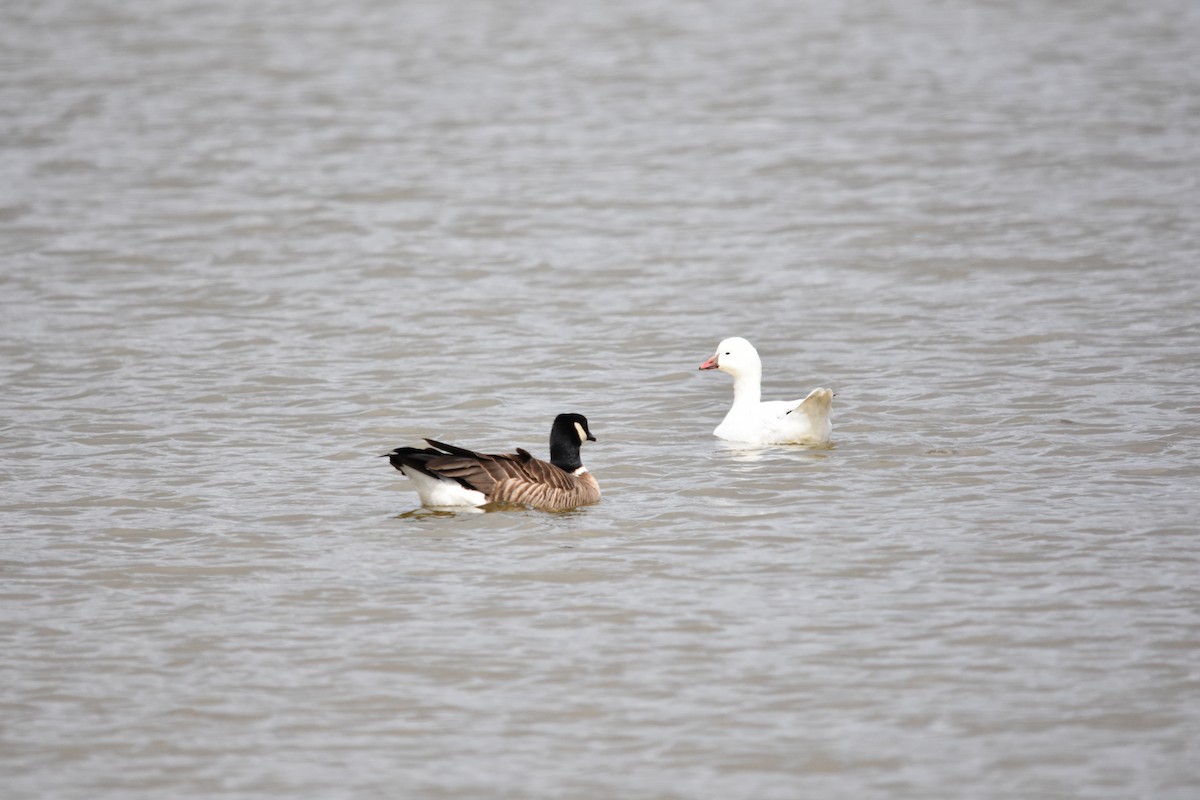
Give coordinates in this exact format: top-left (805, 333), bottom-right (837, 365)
top-left (386, 445), bottom-right (442, 476)
top-left (423, 438), bottom-right (488, 460)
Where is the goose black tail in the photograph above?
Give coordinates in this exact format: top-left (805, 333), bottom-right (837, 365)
top-left (384, 446), bottom-right (441, 477)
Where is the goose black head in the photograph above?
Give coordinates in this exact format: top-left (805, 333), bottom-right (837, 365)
top-left (549, 413), bottom-right (595, 472)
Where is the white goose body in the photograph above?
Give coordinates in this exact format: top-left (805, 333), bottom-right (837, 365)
top-left (385, 413), bottom-right (601, 511)
top-left (700, 337), bottom-right (833, 445)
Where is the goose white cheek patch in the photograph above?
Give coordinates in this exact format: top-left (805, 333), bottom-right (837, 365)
top-left (574, 422), bottom-right (588, 441)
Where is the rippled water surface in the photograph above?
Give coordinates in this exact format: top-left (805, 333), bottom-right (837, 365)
top-left (3, 1), bottom-right (1199, 798)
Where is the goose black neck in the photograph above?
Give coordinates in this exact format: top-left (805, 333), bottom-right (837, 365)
top-left (549, 427), bottom-right (584, 473)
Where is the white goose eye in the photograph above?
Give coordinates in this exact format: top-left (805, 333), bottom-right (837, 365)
top-left (574, 421), bottom-right (588, 442)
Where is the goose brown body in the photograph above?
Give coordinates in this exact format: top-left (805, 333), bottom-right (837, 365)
top-left (386, 414), bottom-right (600, 511)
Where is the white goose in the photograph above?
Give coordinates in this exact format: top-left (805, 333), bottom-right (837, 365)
top-left (385, 413), bottom-right (601, 510)
top-left (699, 337), bottom-right (834, 445)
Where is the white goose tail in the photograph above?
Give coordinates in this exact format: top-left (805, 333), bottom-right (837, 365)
top-left (789, 387), bottom-right (834, 436)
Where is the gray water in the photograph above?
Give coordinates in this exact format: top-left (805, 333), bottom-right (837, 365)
top-left (3, 0), bottom-right (1199, 798)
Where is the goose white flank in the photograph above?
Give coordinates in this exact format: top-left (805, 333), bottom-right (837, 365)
top-left (385, 413), bottom-right (601, 511)
top-left (699, 337), bottom-right (834, 445)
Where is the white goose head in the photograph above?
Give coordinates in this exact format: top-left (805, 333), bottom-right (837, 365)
top-left (698, 336), bottom-right (761, 379)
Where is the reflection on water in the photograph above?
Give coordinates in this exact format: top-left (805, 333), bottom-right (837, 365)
top-left (712, 439), bottom-right (837, 463)
top-left (3, 0), bottom-right (1199, 798)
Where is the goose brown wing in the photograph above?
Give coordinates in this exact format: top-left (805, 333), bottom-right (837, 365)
top-left (489, 449), bottom-right (598, 510)
top-left (418, 440), bottom-right (505, 497)
top-left (420, 441), bottom-right (594, 509)
top-left (418, 441), bottom-right (561, 498)
top-left (510, 448), bottom-right (577, 487)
